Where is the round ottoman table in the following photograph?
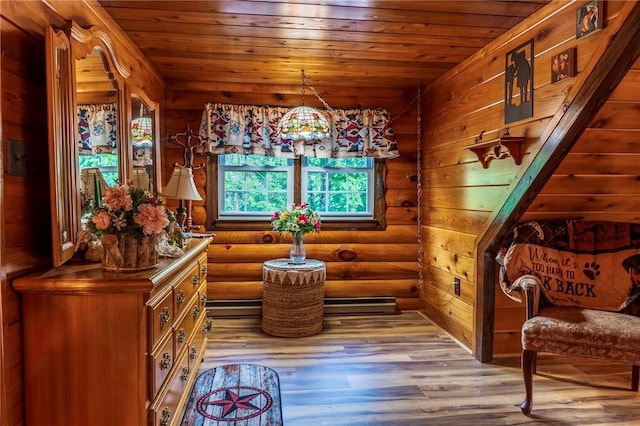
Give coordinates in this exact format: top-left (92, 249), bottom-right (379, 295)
top-left (262, 258), bottom-right (326, 337)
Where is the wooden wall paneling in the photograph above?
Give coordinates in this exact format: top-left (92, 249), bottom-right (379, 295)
top-left (208, 279), bottom-right (419, 301)
top-left (208, 243), bottom-right (419, 263)
top-left (1, 2), bottom-right (166, 425)
top-left (423, 208), bottom-right (490, 235)
top-left (419, 0), bottom-right (640, 357)
top-left (208, 261), bottom-right (418, 282)
top-left (209, 226), bottom-right (419, 244)
top-left (474, 1), bottom-right (640, 360)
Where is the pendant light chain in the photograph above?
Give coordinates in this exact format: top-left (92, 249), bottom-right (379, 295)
top-left (301, 70), bottom-right (335, 113)
top-left (415, 87), bottom-right (424, 292)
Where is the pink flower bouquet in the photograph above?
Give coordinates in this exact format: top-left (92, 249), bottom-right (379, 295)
top-left (86, 185), bottom-right (175, 240)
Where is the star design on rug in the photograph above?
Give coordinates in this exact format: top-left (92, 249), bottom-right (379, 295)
top-left (209, 388), bottom-right (260, 418)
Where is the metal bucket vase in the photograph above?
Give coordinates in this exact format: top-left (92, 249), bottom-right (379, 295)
top-left (101, 233), bottom-right (159, 272)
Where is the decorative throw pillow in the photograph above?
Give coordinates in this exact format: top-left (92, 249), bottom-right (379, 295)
top-left (500, 220), bottom-right (640, 311)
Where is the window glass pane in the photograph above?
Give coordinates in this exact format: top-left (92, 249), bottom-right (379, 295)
top-left (307, 172), bottom-right (326, 191)
top-left (246, 171), bottom-right (266, 190)
top-left (328, 193), bottom-right (347, 212)
top-left (219, 155), bottom-right (292, 216)
top-left (328, 173), bottom-right (347, 191)
top-left (348, 192), bottom-right (367, 212)
top-left (79, 154), bottom-right (118, 186)
top-left (308, 192), bottom-right (326, 212)
top-left (268, 193), bottom-right (288, 211)
top-left (247, 192), bottom-right (267, 211)
top-left (268, 171), bottom-right (288, 190)
top-left (348, 172), bottom-right (368, 191)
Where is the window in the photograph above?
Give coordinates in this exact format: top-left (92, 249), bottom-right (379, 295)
top-left (209, 154), bottom-right (385, 230)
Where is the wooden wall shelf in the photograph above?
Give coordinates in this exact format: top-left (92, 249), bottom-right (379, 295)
top-left (463, 131), bottom-right (525, 169)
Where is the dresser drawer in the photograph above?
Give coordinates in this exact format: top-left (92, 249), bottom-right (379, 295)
top-left (173, 264), bottom-right (200, 319)
top-left (150, 289), bottom-right (173, 349)
top-left (188, 314), bottom-right (209, 371)
top-left (149, 348), bottom-right (190, 426)
top-left (150, 330), bottom-right (175, 397)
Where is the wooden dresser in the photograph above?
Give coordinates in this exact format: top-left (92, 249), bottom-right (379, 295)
top-left (13, 237), bottom-right (213, 426)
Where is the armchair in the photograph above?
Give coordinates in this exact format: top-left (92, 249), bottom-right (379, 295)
top-left (498, 220), bottom-right (640, 415)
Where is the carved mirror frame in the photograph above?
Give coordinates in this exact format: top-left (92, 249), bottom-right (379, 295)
top-left (46, 21), bottom-right (130, 266)
top-left (46, 26), bottom-right (77, 266)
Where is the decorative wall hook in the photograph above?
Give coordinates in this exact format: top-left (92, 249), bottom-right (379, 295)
top-left (169, 124), bottom-right (206, 170)
top-left (463, 127), bottom-right (525, 169)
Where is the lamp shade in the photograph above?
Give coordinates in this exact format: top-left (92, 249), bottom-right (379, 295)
top-left (161, 167), bottom-right (202, 201)
top-left (132, 167), bottom-right (150, 191)
top-left (80, 167), bottom-right (108, 202)
top-left (276, 105), bottom-right (330, 140)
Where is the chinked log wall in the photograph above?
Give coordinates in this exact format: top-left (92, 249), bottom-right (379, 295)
top-left (420, 0), bottom-right (639, 354)
top-left (165, 85), bottom-right (420, 310)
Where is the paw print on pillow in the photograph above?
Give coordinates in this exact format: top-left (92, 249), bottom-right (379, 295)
top-left (583, 262), bottom-right (600, 280)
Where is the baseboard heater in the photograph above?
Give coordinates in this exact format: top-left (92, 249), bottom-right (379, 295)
top-left (207, 297), bottom-right (397, 317)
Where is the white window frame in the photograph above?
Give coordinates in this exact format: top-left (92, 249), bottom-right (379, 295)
top-left (217, 155), bottom-right (293, 221)
top-left (302, 157), bottom-right (374, 221)
top-left (216, 155), bottom-right (375, 222)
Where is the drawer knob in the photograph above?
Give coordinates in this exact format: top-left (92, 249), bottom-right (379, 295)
top-left (192, 274), bottom-right (199, 285)
top-left (201, 265), bottom-right (208, 276)
top-left (190, 346), bottom-right (198, 360)
top-left (176, 290), bottom-right (185, 305)
top-left (160, 352), bottom-right (172, 370)
top-left (192, 305), bottom-right (200, 319)
top-left (180, 366), bottom-right (190, 381)
top-left (177, 329), bottom-right (186, 344)
top-left (202, 318), bottom-right (213, 334)
top-left (159, 307), bottom-right (170, 324)
top-left (201, 294), bottom-right (207, 306)
top-left (160, 408), bottom-right (171, 426)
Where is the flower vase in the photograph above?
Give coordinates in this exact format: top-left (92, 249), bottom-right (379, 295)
top-left (289, 233), bottom-right (306, 264)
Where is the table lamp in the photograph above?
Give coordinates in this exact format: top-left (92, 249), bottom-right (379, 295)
top-left (161, 166), bottom-right (202, 233)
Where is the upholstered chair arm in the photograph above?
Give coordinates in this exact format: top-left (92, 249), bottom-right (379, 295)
top-left (512, 275), bottom-right (543, 319)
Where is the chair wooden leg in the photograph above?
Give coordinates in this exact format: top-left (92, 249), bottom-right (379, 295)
top-left (632, 365), bottom-right (639, 391)
top-left (521, 349), bottom-right (535, 415)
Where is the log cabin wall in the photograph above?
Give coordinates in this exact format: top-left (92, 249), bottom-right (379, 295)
top-left (419, 0), bottom-right (637, 354)
top-left (0, 1), bottom-right (164, 424)
top-left (164, 84), bottom-right (420, 311)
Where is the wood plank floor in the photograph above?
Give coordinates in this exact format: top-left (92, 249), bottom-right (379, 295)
top-left (199, 311), bottom-right (640, 425)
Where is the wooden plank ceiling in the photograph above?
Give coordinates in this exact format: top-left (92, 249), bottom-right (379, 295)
top-left (99, 0), bottom-right (551, 90)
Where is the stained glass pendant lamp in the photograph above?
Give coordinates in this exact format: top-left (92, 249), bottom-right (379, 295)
top-left (131, 104), bottom-right (153, 146)
top-left (276, 70), bottom-right (331, 140)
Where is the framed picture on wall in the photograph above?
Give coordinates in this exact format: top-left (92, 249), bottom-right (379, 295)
top-left (551, 48), bottom-right (576, 83)
top-left (576, 0), bottom-right (603, 39)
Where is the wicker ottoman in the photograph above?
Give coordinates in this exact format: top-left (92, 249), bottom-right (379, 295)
top-left (262, 259), bottom-right (326, 337)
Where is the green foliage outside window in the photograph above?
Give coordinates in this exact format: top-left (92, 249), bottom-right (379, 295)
top-left (220, 154), bottom-right (372, 217)
top-left (79, 154), bottom-right (119, 186)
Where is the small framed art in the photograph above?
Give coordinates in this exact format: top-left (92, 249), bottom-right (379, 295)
top-left (551, 48), bottom-right (576, 83)
top-left (576, 0), bottom-right (603, 39)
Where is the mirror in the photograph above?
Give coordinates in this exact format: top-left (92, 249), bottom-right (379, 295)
top-left (129, 89), bottom-right (161, 194)
top-left (45, 21), bottom-right (130, 266)
top-left (76, 48), bottom-right (121, 214)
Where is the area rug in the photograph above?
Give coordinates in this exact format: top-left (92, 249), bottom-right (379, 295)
top-left (180, 364), bottom-right (283, 425)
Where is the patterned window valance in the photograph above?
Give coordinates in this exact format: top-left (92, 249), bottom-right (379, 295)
top-left (198, 103), bottom-right (399, 159)
top-left (77, 103), bottom-right (118, 155)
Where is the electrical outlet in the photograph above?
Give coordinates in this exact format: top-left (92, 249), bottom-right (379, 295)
top-left (454, 277), bottom-right (461, 296)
